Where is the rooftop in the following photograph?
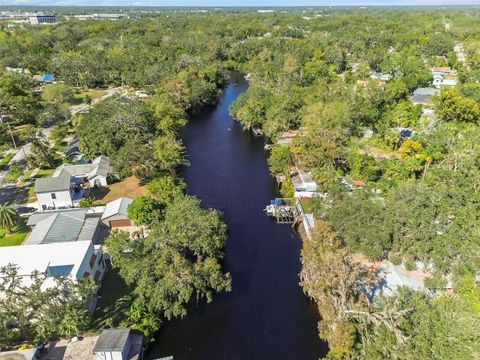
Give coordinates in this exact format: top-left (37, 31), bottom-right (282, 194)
top-left (34, 170), bottom-right (71, 193)
top-left (0, 241), bottom-right (92, 286)
top-left (102, 197), bottom-right (133, 220)
top-left (52, 155), bottom-right (112, 180)
top-left (26, 209), bottom-right (99, 245)
top-left (93, 328), bottom-right (130, 352)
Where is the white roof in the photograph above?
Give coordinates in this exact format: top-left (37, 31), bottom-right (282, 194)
top-left (380, 262), bottom-right (427, 296)
top-left (102, 197), bottom-right (133, 220)
top-left (0, 241), bottom-right (92, 287)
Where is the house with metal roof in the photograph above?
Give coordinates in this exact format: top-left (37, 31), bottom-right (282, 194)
top-left (93, 328), bottom-right (143, 360)
top-left (25, 208), bottom-right (102, 245)
top-left (34, 156), bottom-right (113, 211)
top-left (412, 87), bottom-right (439, 106)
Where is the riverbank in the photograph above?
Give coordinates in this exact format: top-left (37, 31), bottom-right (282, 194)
top-left (146, 71), bottom-right (326, 360)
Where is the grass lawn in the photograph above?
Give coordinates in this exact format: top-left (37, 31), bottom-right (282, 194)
top-left (70, 89), bottom-right (106, 105)
top-left (91, 266), bottom-right (132, 330)
top-left (0, 219), bottom-right (29, 247)
top-left (89, 176), bottom-right (147, 204)
top-left (0, 153), bottom-right (14, 167)
top-left (300, 198), bottom-right (314, 214)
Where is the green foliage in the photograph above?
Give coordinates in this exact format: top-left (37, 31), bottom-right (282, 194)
top-left (41, 83), bottom-right (73, 104)
top-left (106, 195), bottom-right (230, 337)
top-left (153, 135), bottom-right (187, 173)
top-left (267, 146), bottom-right (294, 175)
top-left (147, 175), bottom-right (186, 205)
top-left (0, 264), bottom-right (97, 349)
top-left (6, 164), bottom-right (24, 183)
top-left (79, 197), bottom-right (94, 208)
top-left (434, 87), bottom-right (480, 123)
top-left (127, 195), bottom-right (163, 226)
top-left (0, 203), bottom-right (18, 234)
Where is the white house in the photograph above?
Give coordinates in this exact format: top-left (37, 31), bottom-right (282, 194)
top-left (93, 328), bottom-right (143, 360)
top-left (432, 75), bottom-right (457, 88)
top-left (0, 241), bottom-right (106, 289)
top-left (53, 155), bottom-right (113, 188)
top-left (35, 156), bottom-right (114, 210)
top-left (34, 170), bottom-right (81, 210)
top-left (291, 171), bottom-right (318, 192)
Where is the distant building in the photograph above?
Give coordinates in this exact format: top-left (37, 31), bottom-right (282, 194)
top-left (93, 328), bottom-right (144, 360)
top-left (29, 15), bottom-right (57, 25)
top-left (369, 71), bottom-right (392, 82)
top-left (412, 87), bottom-right (439, 106)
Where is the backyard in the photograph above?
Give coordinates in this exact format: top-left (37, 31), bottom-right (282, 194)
top-left (87, 176), bottom-right (147, 204)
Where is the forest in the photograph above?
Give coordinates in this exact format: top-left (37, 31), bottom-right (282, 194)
top-left (1, 7), bottom-right (480, 358)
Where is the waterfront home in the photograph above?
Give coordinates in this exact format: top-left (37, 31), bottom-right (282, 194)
top-left (25, 208), bottom-right (102, 245)
top-left (291, 171), bottom-right (318, 192)
top-left (93, 328), bottom-right (144, 360)
top-left (411, 87), bottom-right (439, 106)
top-left (0, 240), bottom-right (106, 290)
top-left (35, 156), bottom-right (113, 210)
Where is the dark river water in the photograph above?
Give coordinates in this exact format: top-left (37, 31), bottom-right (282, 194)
top-left (146, 71), bottom-right (327, 360)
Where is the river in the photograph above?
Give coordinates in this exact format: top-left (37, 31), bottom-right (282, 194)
top-left (146, 71), bottom-right (327, 360)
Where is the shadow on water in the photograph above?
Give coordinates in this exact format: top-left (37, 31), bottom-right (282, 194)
top-left (146, 71), bottom-right (328, 360)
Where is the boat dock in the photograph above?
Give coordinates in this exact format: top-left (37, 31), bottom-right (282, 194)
top-left (263, 198), bottom-right (301, 224)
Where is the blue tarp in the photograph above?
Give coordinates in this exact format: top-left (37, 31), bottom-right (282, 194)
top-left (270, 199), bottom-right (284, 206)
top-left (43, 73), bottom-right (54, 82)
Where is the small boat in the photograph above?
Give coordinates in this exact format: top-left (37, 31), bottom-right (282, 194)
top-left (252, 127), bottom-right (262, 136)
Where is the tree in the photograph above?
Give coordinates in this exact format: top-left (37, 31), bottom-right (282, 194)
top-left (41, 83), bottom-right (74, 105)
top-left (153, 135), bottom-right (188, 173)
top-left (267, 146), bottom-right (294, 175)
top-left (105, 194), bottom-right (230, 337)
top-left (79, 198), bottom-right (94, 208)
top-left (0, 203), bottom-right (17, 234)
top-left (127, 195), bottom-right (162, 226)
top-left (0, 265), bottom-right (96, 349)
top-left (434, 87), bottom-right (480, 123)
top-left (147, 175), bottom-right (186, 205)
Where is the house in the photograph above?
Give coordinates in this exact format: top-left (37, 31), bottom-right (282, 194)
top-left (102, 197), bottom-right (133, 229)
top-left (342, 177), bottom-right (366, 191)
top-left (275, 128), bottom-right (307, 146)
top-left (35, 156), bottom-right (113, 210)
top-left (25, 208), bottom-right (102, 245)
top-left (432, 75), bottom-right (457, 88)
top-left (369, 71), bottom-right (392, 82)
top-left (53, 155), bottom-right (112, 187)
top-left (291, 171), bottom-right (317, 192)
top-left (430, 66), bottom-right (457, 78)
top-left (93, 328), bottom-right (143, 360)
top-left (376, 261), bottom-right (429, 297)
top-left (0, 240), bottom-right (106, 289)
top-left (411, 87), bottom-right (439, 106)
top-left (34, 170), bottom-right (82, 210)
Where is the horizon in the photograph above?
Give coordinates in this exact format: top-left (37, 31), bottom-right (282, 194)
top-left (1, 1), bottom-right (480, 8)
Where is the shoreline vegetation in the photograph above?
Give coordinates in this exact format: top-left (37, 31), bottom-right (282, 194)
top-left (1, 8), bottom-right (480, 358)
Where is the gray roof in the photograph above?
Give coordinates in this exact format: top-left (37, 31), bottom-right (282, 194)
top-left (94, 329), bottom-right (130, 352)
top-left (34, 170), bottom-right (71, 193)
top-left (25, 209), bottom-right (99, 245)
top-left (52, 155), bottom-right (112, 180)
top-left (412, 87), bottom-right (439, 105)
top-left (102, 197), bottom-right (133, 220)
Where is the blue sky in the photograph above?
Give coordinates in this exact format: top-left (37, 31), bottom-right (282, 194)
top-left (1, 0), bottom-right (479, 7)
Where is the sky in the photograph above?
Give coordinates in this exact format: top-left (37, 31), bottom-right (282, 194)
top-left (0, 0), bottom-right (480, 7)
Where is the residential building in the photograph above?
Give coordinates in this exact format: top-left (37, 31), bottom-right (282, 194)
top-left (432, 75), bottom-right (457, 88)
top-left (0, 240), bottom-right (106, 289)
top-left (34, 170), bottom-right (81, 210)
top-left (35, 156), bottom-right (113, 210)
top-left (93, 328), bottom-right (143, 360)
top-left (25, 208), bottom-right (102, 245)
top-left (291, 171), bottom-right (317, 192)
top-left (412, 87), bottom-right (439, 106)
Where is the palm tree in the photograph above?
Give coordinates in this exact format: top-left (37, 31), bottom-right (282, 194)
top-left (0, 203), bottom-right (18, 234)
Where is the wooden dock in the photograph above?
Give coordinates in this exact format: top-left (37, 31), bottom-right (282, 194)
top-left (264, 198), bottom-right (302, 224)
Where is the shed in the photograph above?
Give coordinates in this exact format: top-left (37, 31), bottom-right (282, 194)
top-left (93, 328), bottom-right (143, 360)
top-left (102, 197), bottom-right (133, 228)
